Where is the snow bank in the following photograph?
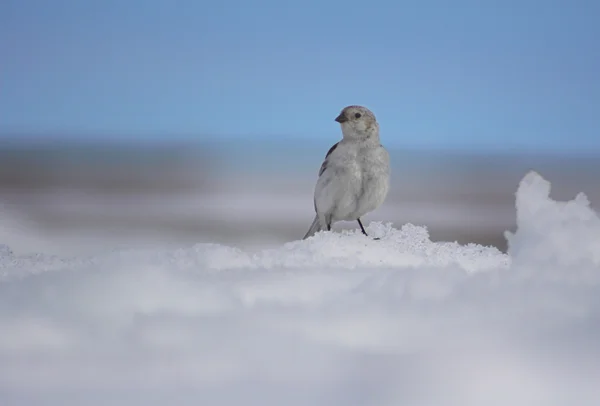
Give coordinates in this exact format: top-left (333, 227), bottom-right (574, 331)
top-left (0, 171), bottom-right (599, 406)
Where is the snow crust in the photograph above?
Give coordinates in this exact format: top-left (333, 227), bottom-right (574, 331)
top-left (1, 171), bottom-right (599, 406)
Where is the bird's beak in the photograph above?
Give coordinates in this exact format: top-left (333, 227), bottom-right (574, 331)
top-left (335, 113), bottom-right (348, 123)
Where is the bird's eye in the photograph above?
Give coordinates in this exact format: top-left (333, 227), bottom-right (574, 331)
top-left (354, 113), bottom-right (362, 119)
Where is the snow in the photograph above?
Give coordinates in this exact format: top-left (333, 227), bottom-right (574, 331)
top-left (1, 170), bottom-right (599, 406)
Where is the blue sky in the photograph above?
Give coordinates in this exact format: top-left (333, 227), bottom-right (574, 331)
top-left (1, 0), bottom-right (599, 152)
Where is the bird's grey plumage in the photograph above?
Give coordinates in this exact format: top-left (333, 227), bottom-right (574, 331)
top-left (303, 105), bottom-right (390, 239)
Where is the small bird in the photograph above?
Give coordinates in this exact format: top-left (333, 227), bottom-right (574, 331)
top-left (303, 105), bottom-right (390, 239)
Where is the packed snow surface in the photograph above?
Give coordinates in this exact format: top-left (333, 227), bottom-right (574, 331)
top-left (1, 171), bottom-right (599, 406)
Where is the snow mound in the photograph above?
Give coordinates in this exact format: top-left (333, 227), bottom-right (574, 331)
top-left (0, 171), bottom-right (599, 406)
top-left (507, 171), bottom-right (600, 270)
top-left (259, 222), bottom-right (508, 272)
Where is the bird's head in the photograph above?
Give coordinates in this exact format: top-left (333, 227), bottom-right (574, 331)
top-left (335, 105), bottom-right (379, 140)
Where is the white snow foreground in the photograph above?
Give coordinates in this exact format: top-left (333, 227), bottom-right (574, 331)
top-left (1, 171), bottom-right (599, 406)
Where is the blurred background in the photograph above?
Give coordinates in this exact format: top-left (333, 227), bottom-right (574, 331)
top-left (1, 0), bottom-right (599, 256)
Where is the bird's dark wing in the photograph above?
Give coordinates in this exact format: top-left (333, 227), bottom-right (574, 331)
top-left (318, 142), bottom-right (339, 177)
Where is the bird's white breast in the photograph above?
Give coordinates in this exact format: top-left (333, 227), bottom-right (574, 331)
top-left (357, 145), bottom-right (390, 215)
top-left (314, 141), bottom-right (389, 222)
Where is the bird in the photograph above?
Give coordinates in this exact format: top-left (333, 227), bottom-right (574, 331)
top-left (303, 105), bottom-right (390, 240)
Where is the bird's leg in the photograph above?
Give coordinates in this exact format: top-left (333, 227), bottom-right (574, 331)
top-left (357, 218), bottom-right (368, 236)
top-left (357, 218), bottom-right (380, 240)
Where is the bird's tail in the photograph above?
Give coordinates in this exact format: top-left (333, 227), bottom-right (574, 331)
top-left (302, 215), bottom-right (322, 240)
